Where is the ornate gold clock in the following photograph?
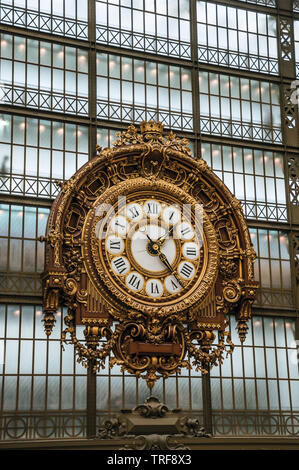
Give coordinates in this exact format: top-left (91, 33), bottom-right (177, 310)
top-left (41, 121), bottom-right (258, 389)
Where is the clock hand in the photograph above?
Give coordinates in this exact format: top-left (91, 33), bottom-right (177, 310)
top-left (158, 251), bottom-right (172, 270)
top-left (145, 231), bottom-right (162, 256)
top-left (156, 225), bottom-right (174, 246)
top-left (144, 229), bottom-right (184, 287)
top-left (158, 251), bottom-right (184, 288)
top-left (146, 233), bottom-right (154, 244)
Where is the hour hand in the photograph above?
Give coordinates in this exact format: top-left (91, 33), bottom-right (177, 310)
top-left (145, 232), bottom-right (158, 252)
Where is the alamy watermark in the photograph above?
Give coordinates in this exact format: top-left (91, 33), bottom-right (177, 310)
top-left (290, 80), bottom-right (299, 105)
top-left (94, 196), bottom-right (204, 241)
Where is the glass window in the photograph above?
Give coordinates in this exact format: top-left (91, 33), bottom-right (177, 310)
top-left (97, 53), bottom-right (193, 131)
top-left (199, 71), bottom-right (282, 144)
top-left (211, 315), bottom-right (299, 435)
top-left (0, 205), bottom-right (49, 296)
top-left (96, 0), bottom-right (191, 59)
top-left (0, 114), bottom-right (88, 198)
top-left (201, 143), bottom-right (286, 222)
top-left (0, 304), bottom-right (87, 438)
top-left (197, 2), bottom-right (278, 74)
top-left (249, 228), bottom-right (293, 309)
top-left (0, 34), bottom-right (89, 115)
top-left (0, 0), bottom-right (88, 39)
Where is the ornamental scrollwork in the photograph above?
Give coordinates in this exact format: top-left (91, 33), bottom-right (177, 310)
top-left (120, 435), bottom-right (189, 451)
top-left (177, 417), bottom-right (212, 438)
top-left (223, 280), bottom-right (242, 304)
top-left (135, 397), bottom-right (169, 418)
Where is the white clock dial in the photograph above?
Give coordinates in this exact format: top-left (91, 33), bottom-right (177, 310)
top-left (102, 196), bottom-right (203, 304)
top-left (111, 215), bottom-right (129, 236)
top-left (111, 256), bottom-right (130, 275)
top-left (145, 278), bottom-right (164, 297)
top-left (126, 271), bottom-right (144, 291)
top-left (144, 199), bottom-right (161, 218)
top-left (106, 235), bottom-right (124, 255)
top-left (126, 203), bottom-right (143, 222)
top-left (178, 261), bottom-right (195, 280)
top-left (176, 222), bottom-right (194, 240)
top-left (130, 224), bottom-right (176, 273)
top-left (162, 205), bottom-right (181, 225)
top-left (165, 275), bottom-right (182, 294)
top-left (182, 242), bottom-right (199, 260)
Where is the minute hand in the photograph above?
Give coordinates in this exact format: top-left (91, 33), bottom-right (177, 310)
top-left (158, 251), bottom-right (184, 288)
top-left (157, 225), bottom-right (174, 246)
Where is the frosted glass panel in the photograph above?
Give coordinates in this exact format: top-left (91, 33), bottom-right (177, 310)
top-left (1, 1), bottom-right (88, 38)
top-left (197, 2), bottom-right (278, 74)
top-left (96, 0), bottom-right (191, 59)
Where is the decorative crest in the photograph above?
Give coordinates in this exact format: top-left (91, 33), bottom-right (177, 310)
top-left (140, 120), bottom-right (164, 139)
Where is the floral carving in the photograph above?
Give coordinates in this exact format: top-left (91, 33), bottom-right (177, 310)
top-left (219, 257), bottom-right (239, 279)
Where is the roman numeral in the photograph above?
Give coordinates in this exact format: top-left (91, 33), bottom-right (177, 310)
top-left (109, 240), bottom-right (121, 250)
top-left (186, 247), bottom-right (196, 257)
top-left (128, 207), bottom-right (140, 218)
top-left (127, 274), bottom-right (141, 289)
top-left (115, 220), bottom-right (125, 229)
top-left (113, 257), bottom-right (127, 274)
top-left (180, 226), bottom-right (191, 236)
top-left (146, 203), bottom-right (158, 214)
top-left (171, 279), bottom-right (179, 290)
top-left (169, 211), bottom-right (175, 221)
top-left (151, 282), bottom-right (160, 294)
top-left (180, 263), bottom-right (193, 278)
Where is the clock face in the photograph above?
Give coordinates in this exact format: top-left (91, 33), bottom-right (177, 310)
top-left (98, 193), bottom-right (205, 306)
